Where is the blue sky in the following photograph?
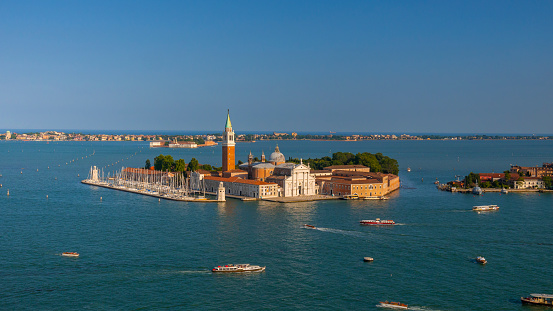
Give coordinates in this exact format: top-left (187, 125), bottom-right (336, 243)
top-left (1, 1), bottom-right (552, 134)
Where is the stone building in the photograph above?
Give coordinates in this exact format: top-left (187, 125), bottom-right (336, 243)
top-left (265, 161), bottom-right (318, 197)
top-left (318, 170), bottom-right (400, 198)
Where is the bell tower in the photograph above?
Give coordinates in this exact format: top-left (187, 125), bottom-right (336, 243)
top-left (222, 109), bottom-right (235, 172)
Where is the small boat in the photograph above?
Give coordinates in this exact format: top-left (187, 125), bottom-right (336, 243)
top-left (363, 257), bottom-right (374, 262)
top-left (360, 218), bottom-right (395, 225)
top-left (365, 196), bottom-right (389, 200)
top-left (476, 256), bottom-right (487, 264)
top-left (501, 188), bottom-right (508, 194)
top-left (212, 264), bottom-right (265, 273)
top-left (521, 293), bottom-right (553, 306)
top-left (62, 252), bottom-right (79, 257)
top-left (378, 300), bottom-right (408, 309)
top-left (342, 194), bottom-right (359, 200)
top-left (472, 205), bottom-right (499, 211)
top-left (304, 224), bottom-right (316, 229)
top-left (407, 167), bottom-right (411, 172)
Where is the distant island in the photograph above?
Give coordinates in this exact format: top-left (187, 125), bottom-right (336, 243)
top-left (441, 162), bottom-right (553, 192)
top-left (1, 130), bottom-right (552, 142)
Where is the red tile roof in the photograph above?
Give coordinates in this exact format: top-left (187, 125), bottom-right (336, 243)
top-left (204, 176), bottom-right (277, 186)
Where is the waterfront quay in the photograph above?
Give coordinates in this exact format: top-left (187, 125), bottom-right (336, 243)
top-left (439, 186), bottom-right (553, 194)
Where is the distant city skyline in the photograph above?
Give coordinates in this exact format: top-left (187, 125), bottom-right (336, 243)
top-left (1, 1), bottom-right (552, 134)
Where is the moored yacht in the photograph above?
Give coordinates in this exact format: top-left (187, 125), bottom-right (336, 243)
top-left (212, 264), bottom-right (265, 273)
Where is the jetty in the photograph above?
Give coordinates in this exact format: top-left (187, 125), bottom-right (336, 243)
top-left (82, 166), bottom-right (224, 202)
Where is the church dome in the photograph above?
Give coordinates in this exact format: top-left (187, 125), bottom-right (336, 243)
top-left (269, 145), bottom-right (285, 164)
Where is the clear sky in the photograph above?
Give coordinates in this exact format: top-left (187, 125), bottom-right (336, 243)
top-left (1, 1), bottom-right (552, 134)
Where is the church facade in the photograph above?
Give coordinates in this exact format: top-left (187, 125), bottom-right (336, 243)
top-left (191, 110), bottom-right (318, 199)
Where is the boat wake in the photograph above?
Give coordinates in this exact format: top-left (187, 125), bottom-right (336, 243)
top-left (307, 226), bottom-right (368, 238)
top-left (175, 270), bottom-right (212, 275)
top-left (407, 307), bottom-right (446, 311)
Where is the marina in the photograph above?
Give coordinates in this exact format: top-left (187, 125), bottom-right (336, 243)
top-left (81, 166), bottom-right (223, 202)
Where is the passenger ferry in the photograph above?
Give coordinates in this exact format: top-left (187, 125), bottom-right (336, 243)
top-left (521, 293), bottom-right (553, 306)
top-left (212, 264), bottom-right (265, 273)
top-left (472, 205), bottom-right (499, 211)
top-left (360, 218), bottom-right (395, 225)
top-left (378, 301), bottom-right (408, 309)
top-left (61, 252), bottom-right (79, 257)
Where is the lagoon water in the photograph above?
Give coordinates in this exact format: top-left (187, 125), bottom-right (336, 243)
top-left (1, 139), bottom-right (552, 310)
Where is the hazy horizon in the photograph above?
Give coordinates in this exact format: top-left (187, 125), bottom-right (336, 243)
top-left (1, 128), bottom-right (552, 137)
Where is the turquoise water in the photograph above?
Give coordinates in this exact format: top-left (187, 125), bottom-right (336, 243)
top-left (1, 140), bottom-right (552, 310)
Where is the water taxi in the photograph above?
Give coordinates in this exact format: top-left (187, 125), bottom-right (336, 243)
top-left (304, 224), bottom-right (316, 229)
top-left (521, 293), bottom-right (553, 306)
top-left (378, 301), bottom-right (408, 309)
top-left (472, 205), bottom-right (499, 211)
top-left (61, 252), bottom-right (79, 257)
top-left (360, 218), bottom-right (395, 225)
top-left (476, 256), bottom-right (487, 264)
top-left (363, 257), bottom-right (374, 262)
top-left (212, 264), bottom-right (265, 273)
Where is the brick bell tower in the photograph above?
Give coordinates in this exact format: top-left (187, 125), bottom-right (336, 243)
top-left (222, 109), bottom-right (235, 172)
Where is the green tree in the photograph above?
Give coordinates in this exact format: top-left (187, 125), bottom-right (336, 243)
top-left (465, 172), bottom-right (481, 188)
top-left (175, 159), bottom-right (186, 172)
top-left (188, 158), bottom-right (199, 172)
top-left (503, 170), bottom-right (511, 182)
top-left (355, 153), bottom-right (381, 172)
top-left (543, 176), bottom-right (552, 189)
top-left (145, 159), bottom-right (151, 169)
top-left (154, 154), bottom-right (174, 171)
top-left (200, 164), bottom-right (213, 171)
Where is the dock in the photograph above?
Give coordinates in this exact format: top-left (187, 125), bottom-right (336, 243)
top-left (82, 180), bottom-right (222, 202)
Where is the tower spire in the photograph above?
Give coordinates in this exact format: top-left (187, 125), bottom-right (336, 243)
top-left (225, 109), bottom-right (232, 129)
